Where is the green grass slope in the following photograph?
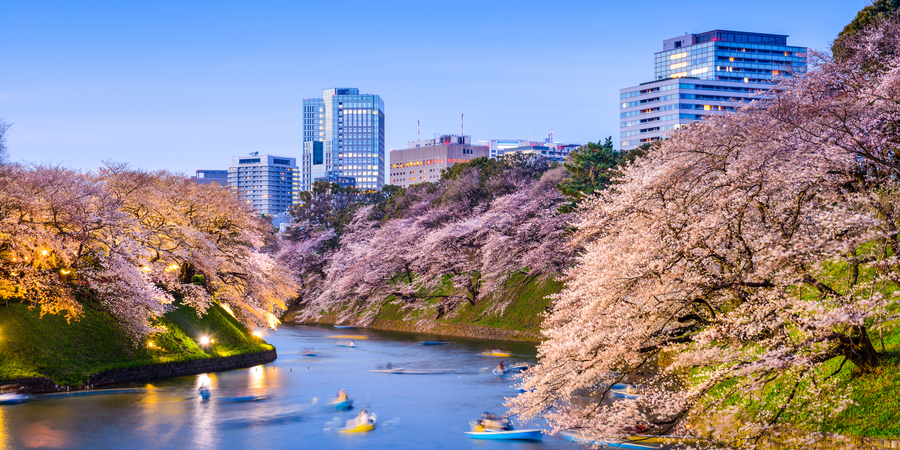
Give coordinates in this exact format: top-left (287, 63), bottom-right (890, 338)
top-left (293, 274), bottom-right (563, 337)
top-left (0, 300), bottom-right (272, 386)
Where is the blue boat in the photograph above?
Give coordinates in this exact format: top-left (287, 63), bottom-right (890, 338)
top-left (333, 325), bottom-right (355, 329)
top-left (465, 429), bottom-right (543, 441)
top-left (420, 341), bottom-right (448, 346)
top-left (331, 399), bottom-right (353, 411)
top-left (0, 393), bottom-right (32, 405)
top-left (219, 394), bottom-right (272, 403)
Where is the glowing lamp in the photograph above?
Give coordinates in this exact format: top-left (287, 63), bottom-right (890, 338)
top-left (252, 331), bottom-right (262, 338)
top-left (41, 250), bottom-right (48, 256)
top-left (199, 336), bottom-right (210, 345)
top-left (148, 341), bottom-right (154, 348)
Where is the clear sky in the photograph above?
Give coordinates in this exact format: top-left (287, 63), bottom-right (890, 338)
top-left (1, 0), bottom-right (870, 175)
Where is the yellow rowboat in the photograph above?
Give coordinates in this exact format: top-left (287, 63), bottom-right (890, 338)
top-left (329, 335), bottom-right (369, 340)
top-left (339, 413), bottom-right (377, 434)
top-left (482, 351), bottom-right (511, 357)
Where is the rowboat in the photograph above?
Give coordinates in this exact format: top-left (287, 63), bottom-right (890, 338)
top-left (481, 350), bottom-right (511, 357)
top-left (507, 362), bottom-right (530, 372)
top-left (333, 325), bottom-right (355, 329)
top-left (336, 341), bottom-right (357, 348)
top-left (339, 413), bottom-right (376, 434)
top-left (559, 431), bottom-right (657, 449)
top-left (420, 341), bottom-right (448, 346)
top-left (329, 335), bottom-right (368, 340)
top-left (218, 394), bottom-right (272, 403)
top-left (465, 428), bottom-right (543, 441)
top-left (369, 368), bottom-right (452, 375)
top-left (0, 393), bottom-right (31, 405)
top-left (331, 399), bottom-right (353, 411)
top-left (610, 388), bottom-right (640, 399)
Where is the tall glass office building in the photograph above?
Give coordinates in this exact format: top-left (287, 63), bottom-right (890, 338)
top-left (619, 30), bottom-right (807, 150)
top-left (300, 88), bottom-right (385, 194)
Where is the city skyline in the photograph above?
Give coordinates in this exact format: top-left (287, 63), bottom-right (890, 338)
top-left (1, 1), bottom-right (868, 176)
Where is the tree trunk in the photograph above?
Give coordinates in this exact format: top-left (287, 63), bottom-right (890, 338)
top-left (841, 325), bottom-right (880, 372)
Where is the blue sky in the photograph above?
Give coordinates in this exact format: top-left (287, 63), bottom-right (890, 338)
top-left (2, 0), bottom-right (869, 175)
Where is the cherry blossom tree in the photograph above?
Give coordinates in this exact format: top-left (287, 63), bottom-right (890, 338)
top-left (0, 163), bottom-right (298, 341)
top-left (294, 155), bottom-right (576, 326)
top-left (509, 20), bottom-right (900, 449)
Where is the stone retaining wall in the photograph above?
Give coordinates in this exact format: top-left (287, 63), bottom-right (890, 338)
top-left (0, 349), bottom-right (277, 394)
top-left (291, 313), bottom-right (540, 342)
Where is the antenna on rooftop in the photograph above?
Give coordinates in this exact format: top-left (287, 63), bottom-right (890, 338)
top-left (418, 120), bottom-right (420, 141)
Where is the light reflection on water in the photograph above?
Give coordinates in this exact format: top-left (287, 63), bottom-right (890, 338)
top-left (0, 325), bottom-right (602, 449)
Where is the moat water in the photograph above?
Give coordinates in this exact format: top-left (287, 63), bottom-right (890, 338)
top-left (0, 324), bottom-right (660, 449)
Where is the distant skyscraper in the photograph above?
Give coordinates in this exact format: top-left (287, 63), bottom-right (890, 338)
top-left (227, 154), bottom-right (297, 215)
top-left (619, 30), bottom-right (807, 150)
top-left (300, 88), bottom-right (385, 193)
top-left (389, 134), bottom-right (487, 188)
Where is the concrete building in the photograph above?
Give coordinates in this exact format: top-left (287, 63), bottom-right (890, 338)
top-left (619, 29), bottom-right (807, 150)
top-left (301, 88), bottom-right (385, 193)
top-left (190, 169), bottom-right (228, 185)
top-left (479, 136), bottom-right (578, 162)
top-left (389, 134), bottom-right (488, 188)
top-left (227, 153), bottom-right (297, 215)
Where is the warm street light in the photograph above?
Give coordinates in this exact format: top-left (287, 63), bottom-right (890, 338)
top-left (199, 336), bottom-right (210, 345)
top-left (41, 250), bottom-right (48, 256)
top-left (252, 331), bottom-right (262, 338)
top-left (148, 341), bottom-right (154, 348)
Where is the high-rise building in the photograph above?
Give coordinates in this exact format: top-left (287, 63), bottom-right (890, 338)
top-left (389, 134), bottom-right (487, 188)
top-left (300, 88), bottom-right (385, 193)
top-left (190, 169), bottom-right (228, 185)
top-left (619, 30), bottom-right (807, 150)
top-left (227, 154), bottom-right (297, 215)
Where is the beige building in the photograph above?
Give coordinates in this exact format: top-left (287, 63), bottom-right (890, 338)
top-left (388, 135), bottom-right (488, 188)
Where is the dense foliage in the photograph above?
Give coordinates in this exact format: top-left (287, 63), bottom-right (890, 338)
top-left (280, 154), bottom-right (577, 324)
top-left (0, 163), bottom-right (298, 341)
top-left (509, 19), bottom-right (900, 449)
top-left (556, 138), bottom-right (649, 213)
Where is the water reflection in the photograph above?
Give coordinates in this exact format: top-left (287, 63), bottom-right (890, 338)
top-left (20, 421), bottom-right (67, 448)
top-left (0, 325), bottom-right (611, 450)
top-left (192, 373), bottom-right (218, 450)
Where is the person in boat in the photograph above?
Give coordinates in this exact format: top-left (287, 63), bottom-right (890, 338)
top-left (479, 412), bottom-right (510, 431)
top-left (336, 389), bottom-right (348, 402)
top-left (496, 361), bottom-right (506, 374)
top-left (346, 408), bottom-right (371, 428)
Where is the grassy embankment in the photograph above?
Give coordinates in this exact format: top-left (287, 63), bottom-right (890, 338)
top-left (693, 247), bottom-right (900, 440)
top-left (0, 300), bottom-right (272, 386)
top-left (777, 251), bottom-right (900, 439)
top-left (292, 274), bottom-right (563, 338)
